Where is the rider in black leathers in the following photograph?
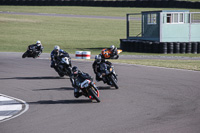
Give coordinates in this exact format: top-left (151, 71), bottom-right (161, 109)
top-left (50, 45), bottom-right (70, 68)
top-left (92, 54), bottom-right (112, 82)
top-left (28, 40), bottom-right (43, 57)
top-left (70, 66), bottom-right (92, 98)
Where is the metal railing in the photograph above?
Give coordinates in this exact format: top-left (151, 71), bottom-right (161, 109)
top-left (126, 13), bottom-right (142, 39)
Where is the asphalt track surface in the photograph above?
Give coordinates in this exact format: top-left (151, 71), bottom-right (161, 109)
top-left (1, 52), bottom-right (200, 133)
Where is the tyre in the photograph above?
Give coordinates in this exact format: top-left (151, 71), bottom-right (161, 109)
top-left (110, 74), bottom-right (118, 89)
top-left (89, 88), bottom-right (100, 103)
top-left (22, 52), bottom-right (28, 58)
top-left (58, 73), bottom-right (64, 77)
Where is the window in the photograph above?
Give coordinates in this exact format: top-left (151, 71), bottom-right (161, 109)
top-left (166, 13), bottom-right (184, 24)
top-left (148, 13), bottom-right (157, 24)
top-left (167, 14), bottom-right (172, 23)
top-left (179, 13), bottom-right (184, 23)
top-left (174, 13), bottom-right (178, 23)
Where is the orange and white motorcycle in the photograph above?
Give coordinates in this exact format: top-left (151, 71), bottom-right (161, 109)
top-left (101, 48), bottom-right (122, 59)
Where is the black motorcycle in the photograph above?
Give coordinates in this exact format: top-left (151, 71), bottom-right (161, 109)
top-left (22, 46), bottom-right (40, 58)
top-left (53, 54), bottom-right (72, 77)
top-left (100, 63), bottom-right (118, 89)
top-left (79, 79), bottom-right (100, 102)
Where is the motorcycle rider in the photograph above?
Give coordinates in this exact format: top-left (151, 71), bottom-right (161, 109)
top-left (28, 40), bottom-right (43, 57)
top-left (92, 54), bottom-right (112, 82)
top-left (50, 45), bottom-right (70, 68)
top-left (109, 45), bottom-right (119, 59)
top-left (70, 66), bottom-right (92, 98)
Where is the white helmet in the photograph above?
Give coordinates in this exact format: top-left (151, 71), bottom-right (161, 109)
top-left (110, 45), bottom-right (115, 50)
top-left (36, 40), bottom-right (41, 46)
top-left (54, 45), bottom-right (60, 51)
top-left (95, 55), bottom-right (101, 64)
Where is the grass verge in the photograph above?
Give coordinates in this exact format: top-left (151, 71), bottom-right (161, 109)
top-left (110, 59), bottom-right (200, 71)
top-left (0, 6), bottom-right (200, 71)
top-left (76, 59), bottom-right (200, 71)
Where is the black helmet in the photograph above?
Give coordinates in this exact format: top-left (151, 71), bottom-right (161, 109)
top-left (72, 66), bottom-right (79, 77)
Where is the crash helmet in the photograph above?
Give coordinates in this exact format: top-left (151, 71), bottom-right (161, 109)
top-left (72, 66), bottom-right (79, 77)
top-left (54, 45), bottom-right (60, 52)
top-left (95, 55), bottom-right (101, 64)
top-left (36, 40), bottom-right (41, 46)
top-left (110, 45), bottom-right (115, 50)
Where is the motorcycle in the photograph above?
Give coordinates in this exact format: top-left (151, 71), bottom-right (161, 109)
top-left (53, 54), bottom-right (72, 77)
top-left (101, 48), bottom-right (122, 59)
top-left (80, 79), bottom-right (100, 102)
top-left (22, 46), bottom-right (40, 58)
top-left (100, 63), bottom-right (118, 89)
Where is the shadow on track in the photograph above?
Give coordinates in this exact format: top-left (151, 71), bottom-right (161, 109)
top-left (32, 87), bottom-right (74, 91)
top-left (28, 99), bottom-right (91, 104)
top-left (98, 86), bottom-right (116, 90)
top-left (0, 76), bottom-right (67, 80)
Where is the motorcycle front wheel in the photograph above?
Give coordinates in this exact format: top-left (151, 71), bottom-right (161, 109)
top-left (89, 88), bottom-right (100, 103)
top-left (110, 74), bottom-right (119, 89)
top-left (22, 52), bottom-right (28, 58)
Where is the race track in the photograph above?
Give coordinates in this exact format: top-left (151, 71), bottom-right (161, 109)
top-left (0, 52), bottom-right (200, 133)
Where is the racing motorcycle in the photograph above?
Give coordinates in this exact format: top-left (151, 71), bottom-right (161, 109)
top-left (101, 48), bottom-right (122, 59)
top-left (53, 54), bottom-right (72, 77)
top-left (100, 63), bottom-right (118, 89)
top-left (80, 79), bottom-right (100, 102)
top-left (22, 45), bottom-right (40, 58)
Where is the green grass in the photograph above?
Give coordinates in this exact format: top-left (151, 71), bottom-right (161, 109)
top-left (0, 6), bottom-right (200, 55)
top-left (79, 59), bottom-right (200, 71)
top-left (0, 6), bottom-right (200, 17)
top-left (110, 59), bottom-right (200, 71)
top-left (0, 6), bottom-right (200, 71)
top-left (0, 13), bottom-right (125, 53)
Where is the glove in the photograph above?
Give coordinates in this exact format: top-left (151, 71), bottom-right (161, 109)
top-left (97, 72), bottom-right (101, 77)
top-left (50, 61), bottom-right (54, 68)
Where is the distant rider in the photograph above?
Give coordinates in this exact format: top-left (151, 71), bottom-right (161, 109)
top-left (92, 55), bottom-right (112, 82)
top-left (70, 66), bottom-right (92, 98)
top-left (50, 45), bottom-right (70, 68)
top-left (108, 45), bottom-right (118, 59)
top-left (28, 40), bottom-right (43, 57)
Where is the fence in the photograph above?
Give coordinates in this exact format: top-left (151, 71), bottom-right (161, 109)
top-left (126, 13), bottom-right (142, 39)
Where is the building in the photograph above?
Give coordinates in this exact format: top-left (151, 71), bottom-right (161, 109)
top-left (121, 10), bottom-right (200, 53)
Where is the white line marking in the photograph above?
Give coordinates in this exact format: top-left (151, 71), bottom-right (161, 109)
top-left (0, 97), bottom-right (13, 101)
top-left (0, 94), bottom-right (29, 123)
top-left (0, 116), bottom-right (12, 120)
top-left (0, 105), bottom-right (22, 111)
